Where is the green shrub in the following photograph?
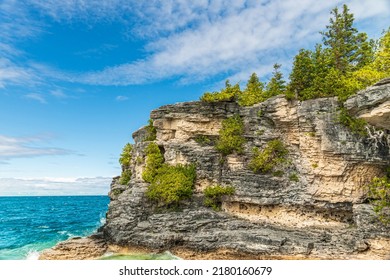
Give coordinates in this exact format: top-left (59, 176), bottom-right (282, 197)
top-left (194, 135), bottom-right (212, 146)
top-left (236, 73), bottom-right (265, 106)
top-left (200, 80), bottom-right (241, 102)
top-left (142, 142), bottom-right (164, 183)
top-left (146, 164), bottom-right (196, 207)
top-left (289, 173), bottom-right (299, 182)
top-left (136, 156), bottom-right (143, 164)
top-left (142, 143), bottom-right (196, 207)
top-left (338, 107), bottom-right (368, 137)
top-left (249, 140), bottom-right (288, 173)
top-left (119, 143), bottom-right (133, 167)
top-left (144, 119), bottom-right (157, 141)
top-left (272, 170), bottom-right (284, 177)
top-left (119, 143), bottom-right (133, 185)
top-left (366, 175), bottom-right (390, 224)
top-left (216, 115), bottom-right (246, 155)
top-left (112, 189), bottom-right (124, 196)
top-left (204, 185), bottom-right (235, 211)
top-left (119, 169), bottom-right (132, 185)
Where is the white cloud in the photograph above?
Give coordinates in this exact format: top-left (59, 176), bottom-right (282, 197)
top-left (115, 95), bottom-right (129, 101)
top-left (69, 0), bottom-right (390, 86)
top-left (24, 93), bottom-right (47, 104)
top-left (50, 89), bottom-right (69, 99)
top-left (0, 0), bottom-right (389, 88)
top-left (0, 58), bottom-right (39, 88)
top-left (0, 176), bottom-right (112, 196)
top-left (0, 134), bottom-right (74, 162)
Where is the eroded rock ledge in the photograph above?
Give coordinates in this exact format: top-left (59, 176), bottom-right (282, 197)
top-left (345, 78), bottom-right (390, 130)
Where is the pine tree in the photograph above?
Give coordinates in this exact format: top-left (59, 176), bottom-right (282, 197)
top-left (265, 63), bottom-right (286, 98)
top-left (373, 28), bottom-right (390, 75)
top-left (288, 49), bottom-right (314, 97)
top-left (237, 73), bottom-right (265, 106)
top-left (321, 4), bottom-right (373, 73)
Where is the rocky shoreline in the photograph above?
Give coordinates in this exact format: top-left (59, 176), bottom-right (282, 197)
top-left (41, 79), bottom-right (390, 260)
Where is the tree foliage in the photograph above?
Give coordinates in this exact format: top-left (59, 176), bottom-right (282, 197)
top-left (237, 73), bottom-right (265, 106)
top-left (338, 107), bottom-right (368, 137)
top-left (144, 119), bottom-right (157, 141)
top-left (288, 4), bottom-right (387, 101)
top-left (249, 140), bottom-right (288, 174)
top-left (198, 5), bottom-right (387, 105)
top-left (320, 4), bottom-right (374, 73)
top-left (119, 143), bottom-right (133, 185)
top-left (200, 80), bottom-right (241, 102)
top-left (203, 185), bottom-right (235, 211)
top-left (142, 142), bottom-right (164, 183)
top-left (119, 143), bottom-right (133, 167)
top-left (146, 164), bottom-right (196, 207)
top-left (142, 142), bottom-right (196, 207)
top-left (216, 114), bottom-right (246, 155)
top-left (366, 174), bottom-right (390, 224)
top-left (265, 63), bottom-right (286, 98)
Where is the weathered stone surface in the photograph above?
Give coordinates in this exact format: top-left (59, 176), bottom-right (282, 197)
top-left (39, 233), bottom-right (107, 260)
top-left (42, 82), bottom-right (389, 260)
top-left (345, 77), bottom-right (390, 130)
top-left (101, 81), bottom-right (390, 259)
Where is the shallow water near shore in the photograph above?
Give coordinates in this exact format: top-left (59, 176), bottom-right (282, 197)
top-left (0, 195), bottom-right (109, 260)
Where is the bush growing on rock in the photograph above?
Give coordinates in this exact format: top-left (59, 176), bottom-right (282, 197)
top-left (119, 143), bottom-right (133, 185)
top-left (204, 185), bottom-right (235, 211)
top-left (144, 119), bottom-right (157, 141)
top-left (216, 114), bottom-right (246, 155)
top-left (249, 140), bottom-right (288, 174)
top-left (142, 142), bottom-right (196, 207)
top-left (366, 174), bottom-right (390, 224)
top-left (142, 142), bottom-right (164, 183)
top-left (119, 143), bottom-right (133, 167)
top-left (119, 169), bottom-right (132, 185)
top-left (146, 164), bottom-right (196, 207)
top-left (338, 107), bottom-right (368, 137)
top-left (200, 80), bottom-right (241, 102)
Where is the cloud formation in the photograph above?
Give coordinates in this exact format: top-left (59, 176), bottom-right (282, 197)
top-left (0, 0), bottom-right (389, 88)
top-left (0, 134), bottom-right (74, 162)
top-left (0, 176), bottom-right (111, 196)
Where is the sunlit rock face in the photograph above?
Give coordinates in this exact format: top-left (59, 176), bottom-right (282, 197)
top-left (345, 78), bottom-right (390, 130)
top-left (102, 81), bottom-right (390, 260)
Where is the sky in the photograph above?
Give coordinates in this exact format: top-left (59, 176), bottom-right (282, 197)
top-left (0, 0), bottom-right (389, 196)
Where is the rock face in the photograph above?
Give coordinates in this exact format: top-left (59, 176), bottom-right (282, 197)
top-left (345, 78), bottom-right (390, 130)
top-left (102, 82), bottom-right (390, 260)
top-left (39, 234), bottom-right (107, 260)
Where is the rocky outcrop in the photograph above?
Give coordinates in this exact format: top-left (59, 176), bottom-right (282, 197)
top-left (100, 80), bottom-right (390, 260)
top-left (39, 233), bottom-right (108, 260)
top-left (345, 78), bottom-right (390, 130)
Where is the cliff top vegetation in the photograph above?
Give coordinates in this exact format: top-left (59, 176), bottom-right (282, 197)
top-left (200, 4), bottom-right (389, 105)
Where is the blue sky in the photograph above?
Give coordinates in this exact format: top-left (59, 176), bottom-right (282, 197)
top-left (0, 0), bottom-right (389, 196)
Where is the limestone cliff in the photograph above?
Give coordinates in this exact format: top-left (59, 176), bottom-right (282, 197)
top-left (41, 80), bottom-right (390, 260)
top-left (98, 79), bottom-right (390, 260)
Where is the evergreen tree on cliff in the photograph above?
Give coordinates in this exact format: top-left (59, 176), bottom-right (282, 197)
top-left (265, 63), bottom-right (286, 98)
top-left (237, 73), bottom-right (265, 106)
top-left (287, 4), bottom-right (380, 100)
top-left (320, 4), bottom-right (374, 73)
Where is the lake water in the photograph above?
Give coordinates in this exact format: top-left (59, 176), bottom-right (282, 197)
top-left (0, 195), bottom-right (109, 260)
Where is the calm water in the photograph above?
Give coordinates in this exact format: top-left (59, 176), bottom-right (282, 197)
top-left (0, 196), bottom-right (109, 260)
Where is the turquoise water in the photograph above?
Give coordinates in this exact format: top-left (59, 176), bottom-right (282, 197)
top-left (0, 196), bottom-right (109, 260)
